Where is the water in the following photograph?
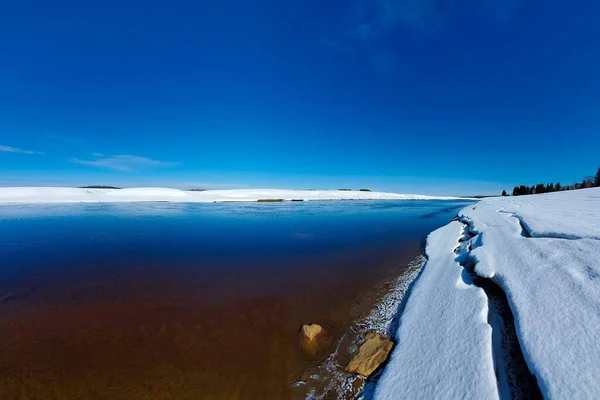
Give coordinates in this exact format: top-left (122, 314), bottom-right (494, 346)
top-left (0, 200), bottom-right (471, 399)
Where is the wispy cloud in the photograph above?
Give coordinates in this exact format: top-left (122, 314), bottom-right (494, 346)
top-left (375, 0), bottom-right (445, 32)
top-left (325, 0), bottom-right (536, 73)
top-left (70, 154), bottom-right (181, 172)
top-left (0, 145), bottom-right (45, 155)
top-left (361, 0), bottom-right (529, 35)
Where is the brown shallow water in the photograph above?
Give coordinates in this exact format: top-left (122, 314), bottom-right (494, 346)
top-left (0, 201), bottom-right (470, 399)
top-left (0, 248), bottom-right (417, 399)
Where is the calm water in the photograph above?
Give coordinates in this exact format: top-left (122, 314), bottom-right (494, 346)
top-left (0, 200), bottom-right (471, 399)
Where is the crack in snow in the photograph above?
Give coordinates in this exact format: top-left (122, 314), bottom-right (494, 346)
top-left (457, 218), bottom-right (542, 400)
top-left (497, 210), bottom-right (600, 241)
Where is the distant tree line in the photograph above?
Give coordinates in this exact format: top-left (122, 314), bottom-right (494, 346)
top-left (509, 166), bottom-right (600, 196)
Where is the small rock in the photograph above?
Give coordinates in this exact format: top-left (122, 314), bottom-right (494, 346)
top-left (299, 371), bottom-right (312, 382)
top-left (299, 324), bottom-right (326, 356)
top-left (346, 332), bottom-right (393, 377)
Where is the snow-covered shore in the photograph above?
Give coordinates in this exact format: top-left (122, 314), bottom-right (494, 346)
top-left (0, 187), bottom-right (469, 204)
top-left (375, 187), bottom-right (600, 399)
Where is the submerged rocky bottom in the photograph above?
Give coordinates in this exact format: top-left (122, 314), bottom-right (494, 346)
top-left (292, 256), bottom-right (425, 399)
top-left (0, 253), bottom-right (425, 399)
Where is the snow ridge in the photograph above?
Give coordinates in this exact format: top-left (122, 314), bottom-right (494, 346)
top-left (457, 190), bottom-right (600, 398)
top-left (376, 188), bottom-right (600, 399)
top-left (374, 221), bottom-right (499, 400)
top-left (456, 218), bottom-right (542, 399)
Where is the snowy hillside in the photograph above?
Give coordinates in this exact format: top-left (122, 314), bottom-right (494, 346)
top-left (375, 187), bottom-right (600, 399)
top-left (0, 187), bottom-right (468, 204)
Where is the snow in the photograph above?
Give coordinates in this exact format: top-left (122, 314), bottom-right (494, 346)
top-left (375, 187), bottom-right (600, 399)
top-left (0, 187), bottom-right (469, 204)
top-left (374, 221), bottom-right (499, 399)
top-left (460, 188), bottom-right (600, 398)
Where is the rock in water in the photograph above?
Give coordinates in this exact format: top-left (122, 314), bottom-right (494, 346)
top-left (346, 332), bottom-right (393, 377)
top-left (299, 324), bottom-right (325, 356)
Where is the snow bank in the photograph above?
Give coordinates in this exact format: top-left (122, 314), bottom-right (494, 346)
top-left (375, 221), bottom-right (499, 400)
top-left (459, 188), bottom-right (600, 398)
top-left (376, 187), bottom-right (600, 399)
top-left (0, 187), bottom-right (468, 204)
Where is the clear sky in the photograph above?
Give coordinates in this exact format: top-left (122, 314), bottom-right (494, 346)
top-left (1, 0), bottom-right (599, 195)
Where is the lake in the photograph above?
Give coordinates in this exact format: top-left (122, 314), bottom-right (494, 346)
top-left (0, 200), bottom-right (471, 399)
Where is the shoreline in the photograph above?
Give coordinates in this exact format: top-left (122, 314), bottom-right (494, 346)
top-left (293, 255), bottom-right (426, 399)
top-left (0, 187), bottom-right (475, 205)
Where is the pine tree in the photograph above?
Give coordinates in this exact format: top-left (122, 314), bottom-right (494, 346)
top-left (502, 190), bottom-right (508, 196)
top-left (535, 183), bottom-right (545, 194)
top-left (595, 167), bottom-right (600, 187)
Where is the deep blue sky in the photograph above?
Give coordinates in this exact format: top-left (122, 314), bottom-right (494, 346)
top-left (1, 0), bottom-right (599, 195)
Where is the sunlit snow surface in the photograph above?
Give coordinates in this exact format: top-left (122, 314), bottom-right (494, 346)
top-left (0, 187), bottom-right (468, 204)
top-left (374, 221), bottom-right (499, 400)
top-left (375, 187), bottom-right (600, 399)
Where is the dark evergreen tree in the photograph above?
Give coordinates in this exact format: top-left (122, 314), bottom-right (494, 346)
top-left (510, 168), bottom-right (599, 196)
top-left (535, 183), bottom-right (545, 194)
top-left (502, 190), bottom-right (508, 196)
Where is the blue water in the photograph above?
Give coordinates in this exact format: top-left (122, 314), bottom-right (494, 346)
top-left (0, 199), bottom-right (473, 398)
top-left (0, 200), bottom-right (471, 296)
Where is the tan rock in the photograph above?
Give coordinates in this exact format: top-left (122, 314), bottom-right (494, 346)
top-left (299, 324), bottom-right (325, 356)
top-left (299, 371), bottom-right (312, 382)
top-left (346, 332), bottom-right (393, 377)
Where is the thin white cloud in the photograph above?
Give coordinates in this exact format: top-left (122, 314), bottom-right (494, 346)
top-left (377, 0), bottom-right (450, 32)
top-left (70, 154), bottom-right (181, 172)
top-left (0, 145), bottom-right (45, 155)
top-left (324, 0), bottom-right (537, 73)
top-left (373, 0), bottom-right (528, 33)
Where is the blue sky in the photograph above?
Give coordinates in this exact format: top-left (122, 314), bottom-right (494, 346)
top-left (1, 0), bottom-right (599, 195)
